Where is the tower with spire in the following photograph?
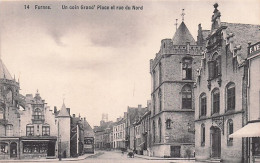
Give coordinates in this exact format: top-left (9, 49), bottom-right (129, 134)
top-left (149, 9), bottom-right (206, 158)
top-left (57, 101), bottom-right (71, 158)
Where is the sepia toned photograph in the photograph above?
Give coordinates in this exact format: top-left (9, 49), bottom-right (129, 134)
top-left (0, 0), bottom-right (259, 162)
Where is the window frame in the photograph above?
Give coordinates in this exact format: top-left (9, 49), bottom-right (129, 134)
top-left (182, 58), bottom-right (193, 80)
top-left (201, 124), bottom-right (205, 146)
top-left (212, 88), bottom-right (220, 115)
top-left (200, 93), bottom-right (207, 117)
top-left (42, 126), bottom-right (50, 136)
top-left (227, 119), bottom-right (234, 146)
top-left (26, 126), bottom-right (34, 136)
top-left (226, 83), bottom-right (236, 111)
top-left (182, 85), bottom-right (192, 109)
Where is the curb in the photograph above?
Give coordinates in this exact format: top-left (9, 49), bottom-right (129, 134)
top-left (134, 155), bottom-right (195, 161)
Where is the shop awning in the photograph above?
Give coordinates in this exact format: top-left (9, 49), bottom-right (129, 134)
top-left (229, 122), bottom-right (260, 138)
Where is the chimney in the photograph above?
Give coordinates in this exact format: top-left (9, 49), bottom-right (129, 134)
top-left (124, 112), bottom-right (127, 119)
top-left (54, 106), bottom-right (57, 114)
top-left (66, 108), bottom-right (70, 115)
top-left (138, 104), bottom-right (142, 109)
top-left (197, 23), bottom-right (203, 45)
top-left (73, 114), bottom-right (75, 118)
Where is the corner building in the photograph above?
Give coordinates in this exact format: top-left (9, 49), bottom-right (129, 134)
top-left (194, 4), bottom-right (259, 163)
top-left (149, 20), bottom-right (204, 157)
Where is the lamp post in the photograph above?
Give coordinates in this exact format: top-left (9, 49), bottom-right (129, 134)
top-left (58, 120), bottom-right (62, 161)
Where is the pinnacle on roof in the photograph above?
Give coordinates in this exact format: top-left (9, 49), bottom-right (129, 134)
top-left (58, 101), bottom-right (70, 117)
top-left (0, 59), bottom-right (13, 80)
top-left (172, 22), bottom-right (196, 45)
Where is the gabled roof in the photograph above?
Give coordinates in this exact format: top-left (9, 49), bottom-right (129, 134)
top-left (57, 103), bottom-right (70, 117)
top-left (0, 59), bottom-right (12, 80)
top-left (172, 22), bottom-right (196, 45)
top-left (221, 22), bottom-right (260, 59)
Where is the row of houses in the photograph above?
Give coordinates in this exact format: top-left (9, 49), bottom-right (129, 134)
top-left (93, 3), bottom-right (259, 163)
top-left (0, 59), bottom-right (94, 160)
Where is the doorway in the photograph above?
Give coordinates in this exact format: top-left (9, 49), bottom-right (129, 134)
top-left (10, 142), bottom-right (17, 158)
top-left (211, 126), bottom-right (221, 158)
top-left (170, 146), bottom-right (181, 157)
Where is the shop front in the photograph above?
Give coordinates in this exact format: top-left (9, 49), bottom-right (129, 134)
top-left (20, 136), bottom-right (57, 159)
top-left (0, 137), bottom-right (20, 160)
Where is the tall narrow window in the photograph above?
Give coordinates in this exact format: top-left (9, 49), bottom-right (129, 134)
top-left (227, 83), bottom-right (235, 111)
top-left (158, 118), bottom-right (162, 143)
top-left (153, 94), bottom-right (156, 115)
top-left (159, 89), bottom-right (162, 111)
top-left (182, 85), bottom-right (192, 109)
top-left (200, 93), bottom-right (207, 116)
top-left (159, 63), bottom-right (162, 84)
top-left (227, 119), bottom-right (233, 146)
top-left (0, 108), bottom-right (3, 119)
top-left (182, 58), bottom-right (192, 80)
top-left (153, 121), bottom-right (156, 143)
top-left (201, 124), bottom-right (205, 146)
top-left (153, 70), bottom-right (156, 90)
top-left (26, 125), bottom-right (34, 136)
top-left (212, 88), bottom-right (220, 114)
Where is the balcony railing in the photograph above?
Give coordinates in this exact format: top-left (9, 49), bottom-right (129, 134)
top-left (32, 115), bottom-right (45, 123)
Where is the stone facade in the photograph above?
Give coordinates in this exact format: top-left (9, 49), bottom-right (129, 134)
top-left (113, 118), bottom-right (126, 149)
top-left (194, 3), bottom-right (259, 163)
top-left (149, 20), bottom-right (203, 158)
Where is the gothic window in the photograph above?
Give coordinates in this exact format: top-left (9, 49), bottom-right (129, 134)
top-left (158, 118), bottom-right (162, 143)
top-left (153, 121), bottom-right (156, 143)
top-left (212, 88), bottom-right (220, 114)
top-left (6, 124), bottom-right (13, 136)
top-left (182, 58), bottom-right (192, 80)
top-left (227, 119), bottom-right (233, 146)
top-left (42, 126), bottom-right (50, 136)
top-left (0, 107), bottom-right (3, 119)
top-left (26, 125), bottom-right (34, 136)
top-left (33, 108), bottom-right (43, 120)
top-left (226, 83), bottom-right (235, 111)
top-left (182, 85), bottom-right (192, 109)
top-left (158, 89), bottom-right (162, 111)
top-left (201, 124), bottom-right (205, 146)
top-left (200, 93), bottom-right (207, 117)
top-left (166, 119), bottom-right (171, 129)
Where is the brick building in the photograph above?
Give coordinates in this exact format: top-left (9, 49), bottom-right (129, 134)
top-left (194, 3), bottom-right (259, 163)
top-left (149, 16), bottom-right (204, 157)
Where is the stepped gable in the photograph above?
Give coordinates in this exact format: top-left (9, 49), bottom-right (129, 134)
top-left (221, 22), bottom-right (260, 60)
top-left (172, 22), bottom-right (196, 45)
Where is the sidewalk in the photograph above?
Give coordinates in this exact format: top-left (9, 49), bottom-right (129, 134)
top-left (134, 154), bottom-right (196, 161)
top-left (0, 152), bottom-right (99, 162)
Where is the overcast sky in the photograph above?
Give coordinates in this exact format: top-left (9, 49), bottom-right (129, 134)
top-left (0, 0), bottom-right (259, 127)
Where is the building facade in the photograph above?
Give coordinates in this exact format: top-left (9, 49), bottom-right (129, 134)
top-left (113, 118), bottom-right (126, 149)
top-left (149, 18), bottom-right (203, 157)
top-left (194, 3), bottom-right (259, 163)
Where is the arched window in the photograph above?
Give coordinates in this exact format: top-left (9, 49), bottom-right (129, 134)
top-left (201, 124), bottom-right (205, 146)
top-left (212, 88), bottom-right (220, 114)
top-left (182, 85), bottom-right (192, 109)
top-left (200, 93), bottom-right (207, 116)
top-left (227, 119), bottom-right (233, 146)
top-left (182, 58), bottom-right (192, 80)
top-left (153, 121), bottom-right (156, 143)
top-left (158, 89), bottom-right (162, 111)
top-left (158, 118), bottom-right (162, 143)
top-left (166, 119), bottom-right (171, 129)
top-left (226, 83), bottom-right (235, 111)
top-left (0, 107), bottom-right (3, 119)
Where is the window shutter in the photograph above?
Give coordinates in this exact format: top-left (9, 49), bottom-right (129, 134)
top-left (208, 61), bottom-right (214, 80)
